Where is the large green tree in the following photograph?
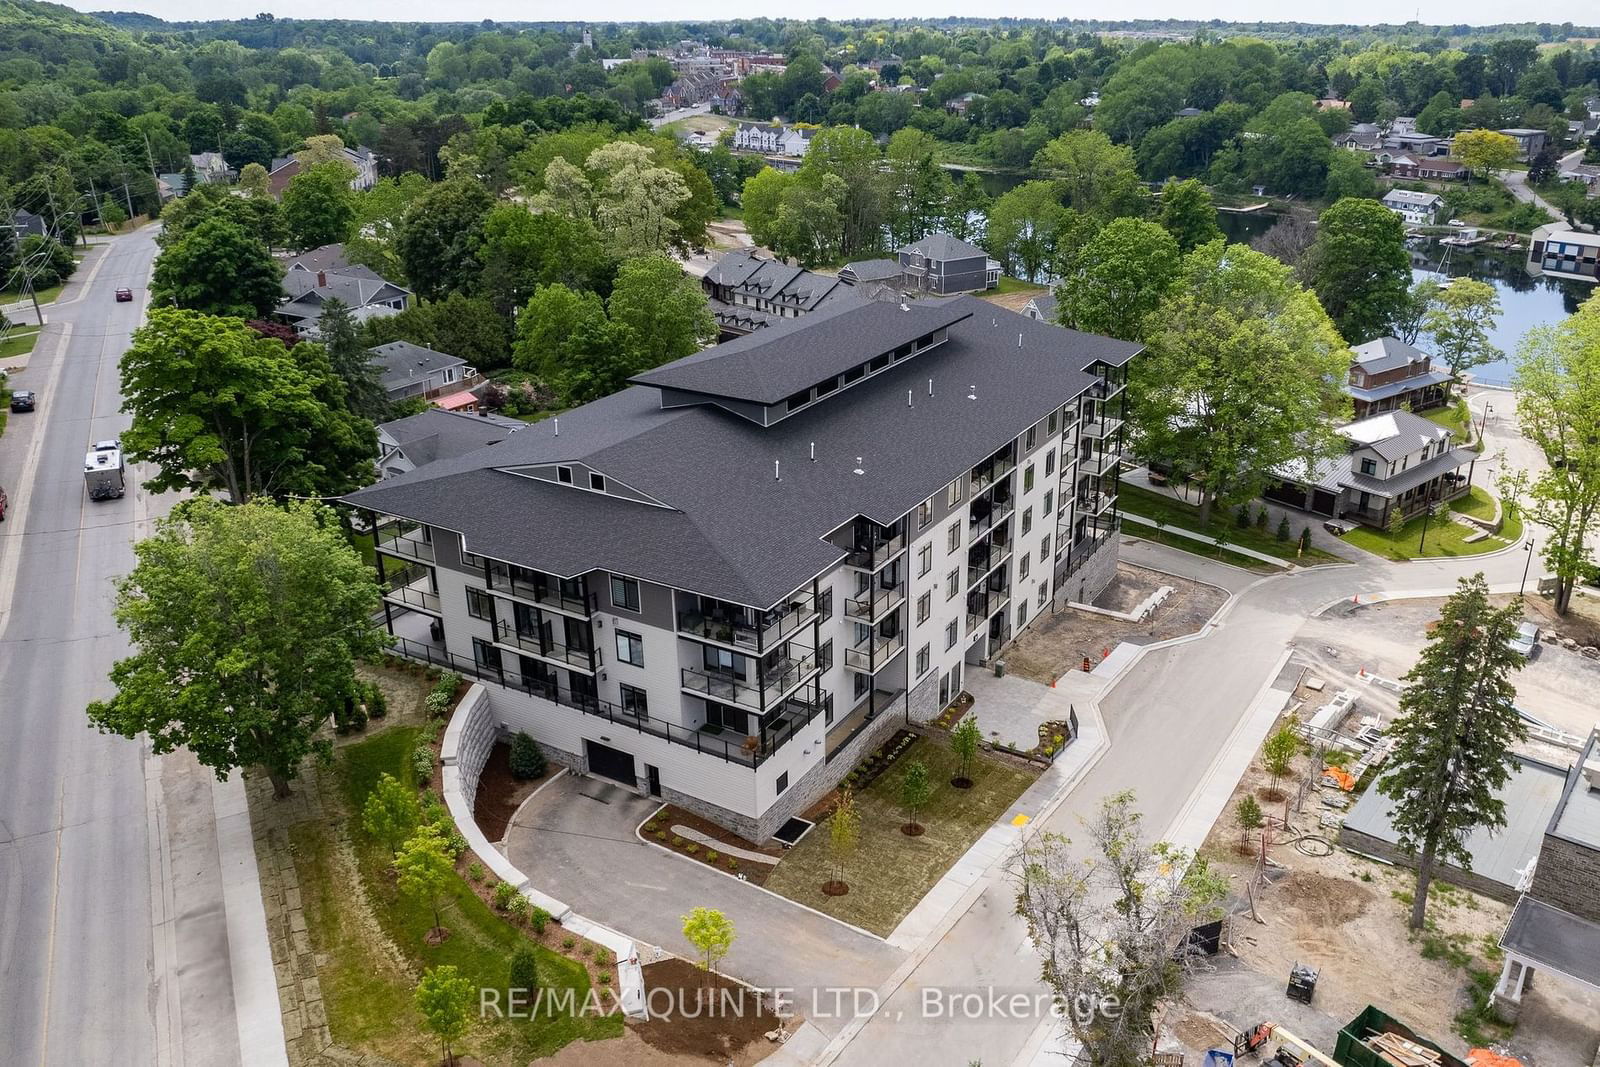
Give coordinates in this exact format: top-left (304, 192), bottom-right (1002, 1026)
top-left (1056, 218), bottom-right (1181, 341)
top-left (396, 176), bottom-right (495, 301)
top-left (1156, 179), bottom-right (1221, 253)
top-left (986, 181), bottom-right (1073, 283)
top-left (120, 309), bottom-right (376, 501)
top-left (1135, 240), bottom-right (1350, 526)
top-left (150, 217), bottom-right (282, 318)
top-left (477, 205), bottom-right (614, 317)
top-left (87, 498), bottom-right (381, 798)
top-left (281, 159), bottom-right (358, 250)
top-left (363, 292), bottom-right (511, 371)
top-left (1424, 278), bottom-right (1502, 376)
top-left (1033, 129), bottom-right (1144, 220)
top-left (317, 298), bottom-right (389, 422)
top-left (1377, 575), bottom-right (1527, 930)
top-left (1305, 197), bottom-right (1412, 344)
top-left (798, 126), bottom-right (887, 256)
top-left (606, 255), bottom-right (715, 369)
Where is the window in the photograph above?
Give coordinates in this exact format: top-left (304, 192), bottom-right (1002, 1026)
top-left (1019, 553), bottom-right (1031, 579)
top-left (784, 387), bottom-right (812, 412)
top-left (1022, 507), bottom-right (1033, 535)
top-left (1041, 535), bottom-right (1051, 560)
top-left (776, 771), bottom-right (789, 795)
top-left (466, 587), bottom-right (493, 620)
top-left (946, 479), bottom-right (963, 507)
top-left (1044, 489), bottom-right (1054, 516)
top-left (1048, 411), bottom-right (1058, 436)
top-left (614, 629), bottom-right (644, 667)
top-left (1024, 463), bottom-right (1035, 492)
top-left (916, 643), bottom-right (930, 676)
top-left (918, 543), bottom-right (933, 577)
top-left (1360, 458), bottom-right (1377, 476)
top-left (1025, 425), bottom-right (1038, 450)
top-left (945, 619), bottom-right (958, 650)
top-left (610, 576), bottom-right (640, 611)
top-left (819, 639), bottom-right (834, 671)
top-left (1038, 582), bottom-right (1049, 607)
top-left (589, 472), bottom-right (606, 492)
top-left (1017, 604), bottom-right (1028, 628)
top-left (917, 498), bottom-right (933, 528)
top-left (917, 592), bottom-right (931, 624)
top-left (946, 568), bottom-right (960, 600)
top-left (473, 638), bottom-right (502, 672)
top-left (947, 522), bottom-right (961, 553)
top-left (1045, 449), bottom-right (1056, 476)
top-left (556, 465), bottom-right (574, 484)
top-left (619, 684), bottom-right (648, 717)
top-left (819, 589), bottom-right (833, 618)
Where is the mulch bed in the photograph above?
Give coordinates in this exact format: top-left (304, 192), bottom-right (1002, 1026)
top-left (641, 804), bottom-right (782, 886)
top-left (471, 740), bottom-right (549, 842)
top-left (929, 692), bottom-right (974, 730)
top-left (632, 958), bottom-right (792, 1060)
top-left (838, 728), bottom-right (917, 793)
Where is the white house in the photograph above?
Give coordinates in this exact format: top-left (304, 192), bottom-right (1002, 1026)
top-left (1381, 189), bottom-right (1443, 226)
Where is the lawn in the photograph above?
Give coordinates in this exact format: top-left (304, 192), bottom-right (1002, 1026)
top-left (1341, 497), bottom-right (1523, 561)
top-left (296, 725), bottom-right (623, 1064)
top-left (0, 325), bottom-right (41, 363)
top-left (1448, 485), bottom-right (1498, 522)
top-left (1423, 398), bottom-right (1484, 451)
top-left (1118, 483), bottom-right (1344, 565)
top-left (992, 276), bottom-right (1046, 295)
top-left (1121, 519), bottom-right (1279, 573)
top-left (762, 736), bottom-right (1035, 936)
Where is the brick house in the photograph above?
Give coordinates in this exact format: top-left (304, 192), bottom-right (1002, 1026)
top-left (1345, 336), bottom-right (1453, 418)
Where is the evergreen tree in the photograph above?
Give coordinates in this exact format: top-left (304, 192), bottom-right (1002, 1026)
top-left (318, 298), bottom-right (388, 421)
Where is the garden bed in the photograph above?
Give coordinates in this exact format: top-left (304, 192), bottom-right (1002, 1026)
top-left (838, 728), bottom-right (918, 792)
top-left (638, 804), bottom-right (783, 886)
top-left (473, 739), bottom-right (551, 843)
top-left (928, 692), bottom-right (974, 730)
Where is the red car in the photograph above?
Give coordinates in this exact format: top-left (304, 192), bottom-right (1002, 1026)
top-left (115, 287), bottom-right (133, 302)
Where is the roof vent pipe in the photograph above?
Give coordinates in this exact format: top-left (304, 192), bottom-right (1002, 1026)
top-left (1018, 333), bottom-right (1024, 348)
top-left (907, 389), bottom-right (913, 407)
top-left (928, 378), bottom-right (934, 396)
top-left (775, 459), bottom-right (780, 481)
top-left (553, 418), bottom-right (559, 436)
top-left (810, 441), bottom-right (816, 462)
top-left (853, 456), bottom-right (865, 475)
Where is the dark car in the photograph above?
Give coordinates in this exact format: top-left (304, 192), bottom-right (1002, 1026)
top-left (10, 389), bottom-right (36, 413)
top-left (115, 287), bottom-right (133, 302)
top-left (0, 484), bottom-right (8, 522)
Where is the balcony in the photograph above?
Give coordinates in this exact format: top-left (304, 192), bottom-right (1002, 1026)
top-left (489, 620), bottom-right (595, 672)
top-left (970, 456), bottom-right (1015, 496)
top-left (966, 542), bottom-right (1010, 587)
top-left (677, 595), bottom-right (818, 652)
top-left (680, 649), bottom-right (819, 712)
top-left (845, 529), bottom-right (906, 571)
top-left (1076, 491), bottom-right (1117, 517)
top-left (844, 629), bottom-right (906, 673)
top-left (965, 592), bottom-right (1010, 635)
top-left (1086, 376), bottom-right (1125, 402)
top-left (1080, 415), bottom-right (1124, 440)
top-left (484, 562), bottom-right (590, 617)
top-left (374, 524), bottom-right (434, 563)
top-left (969, 496), bottom-right (1014, 541)
top-left (844, 583), bottom-right (906, 620)
top-left (382, 565), bottom-right (440, 616)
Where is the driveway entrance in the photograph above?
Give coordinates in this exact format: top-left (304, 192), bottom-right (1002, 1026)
top-left (584, 739), bottom-right (637, 787)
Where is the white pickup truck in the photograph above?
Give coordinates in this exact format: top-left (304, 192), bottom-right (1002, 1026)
top-left (84, 440), bottom-right (125, 501)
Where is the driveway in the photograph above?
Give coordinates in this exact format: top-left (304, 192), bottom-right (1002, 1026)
top-left (503, 774), bottom-right (905, 1032)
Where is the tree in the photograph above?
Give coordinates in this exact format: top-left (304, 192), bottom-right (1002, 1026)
top-left (1136, 241), bottom-right (1350, 526)
top-left (415, 965), bottom-right (473, 1066)
top-left (364, 293), bottom-right (511, 371)
top-left (1543, 179), bottom-right (1593, 228)
top-left (363, 772), bottom-right (419, 856)
top-left (509, 947), bottom-right (540, 996)
top-left (86, 498), bottom-right (381, 799)
top-left (9, 235), bottom-right (75, 290)
top-left (294, 133), bottom-right (349, 168)
top-left (1324, 150), bottom-right (1377, 201)
top-left (798, 126), bottom-right (886, 257)
top-left (586, 142), bottom-right (692, 257)
top-left (740, 166), bottom-right (792, 250)
top-left (281, 160), bottom-right (358, 250)
top-left (397, 176), bottom-right (495, 301)
top-left (512, 283), bottom-right (609, 380)
top-left (120, 309), bottom-right (377, 502)
top-left (1260, 721), bottom-right (1299, 801)
top-left (1157, 179), bottom-right (1220, 253)
top-left (1250, 214), bottom-right (1316, 271)
top-left (950, 715), bottom-right (981, 787)
top-left (899, 760), bottom-right (932, 835)
top-left (1453, 129), bottom-right (1519, 181)
top-left (1234, 794), bottom-right (1264, 855)
top-left (1056, 219), bottom-right (1181, 342)
top-left (1505, 294), bottom-right (1600, 614)
top-left (680, 906), bottom-right (736, 977)
top-left (1394, 278), bottom-right (1443, 346)
top-left (477, 206), bottom-right (613, 317)
top-left (1033, 130), bottom-right (1144, 220)
top-left (318, 298), bottom-right (389, 421)
top-left (1424, 278), bottom-right (1502, 377)
top-left (826, 789), bottom-right (860, 892)
top-left (606, 255), bottom-right (715, 369)
top-left (150, 217), bottom-right (281, 318)
top-left (1377, 575), bottom-right (1527, 929)
top-left (397, 824), bottom-right (456, 939)
top-left (1010, 791), bottom-right (1226, 1067)
top-left (1386, 501), bottom-right (1407, 537)
top-left (986, 181), bottom-right (1071, 283)
top-left (508, 732), bottom-right (546, 780)
top-left (1306, 197), bottom-right (1412, 344)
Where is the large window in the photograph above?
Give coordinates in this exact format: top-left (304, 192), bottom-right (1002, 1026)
top-left (1022, 507), bottom-right (1033, 535)
top-left (1024, 463), bottom-right (1035, 492)
top-left (945, 619), bottom-right (958, 650)
top-left (917, 592), bottom-right (931, 625)
top-left (619, 684), bottom-right (649, 717)
top-left (917, 498), bottom-right (933, 529)
top-left (473, 638), bottom-right (502, 673)
top-left (916, 643), bottom-right (930, 676)
top-left (610, 575), bottom-right (640, 611)
top-left (918, 543), bottom-right (933, 577)
top-left (947, 521), bottom-right (961, 553)
top-left (946, 568), bottom-right (960, 600)
top-left (466, 587), bottom-right (493, 621)
top-left (946, 479), bottom-right (963, 507)
top-left (1025, 425), bottom-right (1038, 450)
top-left (615, 629), bottom-right (644, 667)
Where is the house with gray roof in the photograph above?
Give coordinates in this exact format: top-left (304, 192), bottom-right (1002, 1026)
top-left (277, 262), bottom-right (411, 338)
top-left (838, 258), bottom-right (903, 287)
top-left (368, 341), bottom-right (475, 402)
top-left (897, 232), bottom-right (1002, 294)
top-left (1022, 292), bottom-right (1058, 324)
top-left (1380, 188), bottom-right (1444, 226)
top-left (1264, 409), bottom-right (1477, 526)
top-left (1494, 726), bottom-right (1600, 1023)
top-left (377, 407), bottom-right (523, 480)
top-left (342, 296), bottom-right (1138, 839)
top-left (699, 249), bottom-right (862, 338)
top-left (1346, 336), bottom-right (1453, 418)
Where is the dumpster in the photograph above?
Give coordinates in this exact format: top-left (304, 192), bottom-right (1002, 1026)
top-left (1332, 1006), bottom-right (1468, 1067)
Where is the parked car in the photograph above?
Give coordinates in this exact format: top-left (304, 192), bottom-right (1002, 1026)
top-left (1508, 621), bottom-right (1541, 658)
top-left (115, 287), bottom-right (133, 302)
top-left (1447, 218), bottom-right (1466, 227)
top-left (10, 389), bottom-right (35, 412)
top-left (0, 484), bottom-right (8, 521)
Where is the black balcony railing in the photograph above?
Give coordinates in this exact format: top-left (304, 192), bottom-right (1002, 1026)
top-left (485, 563), bottom-right (592, 616)
top-left (374, 524), bottom-right (434, 562)
top-left (845, 529), bottom-right (906, 570)
top-left (676, 594), bottom-right (818, 651)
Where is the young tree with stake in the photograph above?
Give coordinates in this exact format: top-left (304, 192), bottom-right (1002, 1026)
top-left (362, 773), bottom-right (419, 857)
top-left (1377, 574), bottom-right (1526, 930)
top-left (415, 965), bottom-right (473, 1066)
top-left (1261, 722), bottom-right (1299, 802)
top-left (950, 716), bottom-right (981, 788)
top-left (899, 759), bottom-right (932, 836)
top-left (681, 906), bottom-right (736, 980)
top-left (397, 824), bottom-right (456, 941)
top-left (826, 788), bottom-right (860, 894)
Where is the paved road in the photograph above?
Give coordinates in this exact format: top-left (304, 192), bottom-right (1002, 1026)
top-left (0, 229), bottom-right (244, 1066)
top-left (1501, 148), bottom-right (1586, 224)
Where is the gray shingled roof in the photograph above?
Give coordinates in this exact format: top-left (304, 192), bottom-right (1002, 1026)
top-left (1352, 336), bottom-right (1426, 375)
top-left (1341, 446), bottom-right (1476, 497)
top-left (284, 243), bottom-right (350, 274)
top-left (901, 232), bottom-right (989, 262)
top-left (1502, 896), bottom-right (1600, 987)
top-left (346, 296), bottom-right (1139, 607)
top-left (369, 341), bottom-right (466, 391)
top-left (842, 259), bottom-right (902, 283)
top-left (379, 408), bottom-right (522, 468)
top-left (633, 299), bottom-right (975, 404)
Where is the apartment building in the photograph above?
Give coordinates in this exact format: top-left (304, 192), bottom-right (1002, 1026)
top-left (345, 297), bottom-right (1136, 840)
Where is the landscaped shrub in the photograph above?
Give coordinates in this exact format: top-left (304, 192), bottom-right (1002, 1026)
top-left (363, 681), bottom-right (388, 718)
top-left (725, 857), bottom-right (738, 871)
top-left (467, 862), bottom-right (485, 883)
top-left (411, 747), bottom-right (434, 785)
top-left (509, 732), bottom-right (546, 780)
top-left (654, 830), bottom-right (667, 841)
top-left (493, 880), bottom-right (519, 911)
top-left (561, 936), bottom-right (575, 950)
top-left (1277, 515), bottom-right (1292, 542)
top-left (507, 893), bottom-right (529, 923)
top-left (1235, 504), bottom-right (1252, 530)
top-left (425, 689), bottom-right (452, 718)
top-left (509, 947), bottom-right (539, 993)
top-left (529, 906), bottom-right (550, 935)
top-left (1255, 508), bottom-right (1268, 531)
top-left (706, 850), bottom-right (719, 863)
top-left (598, 972), bottom-right (611, 985)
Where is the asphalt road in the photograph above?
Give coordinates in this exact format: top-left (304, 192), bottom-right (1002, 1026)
top-left (0, 228), bottom-right (243, 1066)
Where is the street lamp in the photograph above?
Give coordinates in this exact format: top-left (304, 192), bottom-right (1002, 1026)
top-left (1520, 538), bottom-right (1536, 599)
top-left (1417, 480), bottom-right (1441, 554)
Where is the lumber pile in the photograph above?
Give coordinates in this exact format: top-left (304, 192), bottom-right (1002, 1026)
top-left (1367, 1031), bottom-right (1441, 1066)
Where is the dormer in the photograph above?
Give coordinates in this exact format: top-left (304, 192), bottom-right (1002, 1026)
top-left (498, 462), bottom-right (671, 509)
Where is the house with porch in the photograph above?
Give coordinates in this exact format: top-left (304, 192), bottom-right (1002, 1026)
top-left (1494, 726), bottom-right (1600, 1045)
top-left (897, 232), bottom-right (1002, 295)
top-left (1381, 189), bottom-right (1444, 226)
top-left (369, 341), bottom-right (479, 403)
top-left (1265, 410), bottom-right (1476, 527)
top-left (342, 297), bottom-right (1137, 841)
top-left (1346, 336), bottom-right (1453, 418)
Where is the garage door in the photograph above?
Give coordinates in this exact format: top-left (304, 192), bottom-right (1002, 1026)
top-left (584, 740), bottom-right (637, 787)
top-left (1311, 489), bottom-right (1339, 516)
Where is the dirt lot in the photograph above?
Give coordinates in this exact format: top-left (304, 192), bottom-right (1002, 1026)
top-left (1296, 593), bottom-right (1600, 741)
top-left (977, 286), bottom-right (1047, 312)
top-left (1004, 563), bottom-right (1229, 684)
